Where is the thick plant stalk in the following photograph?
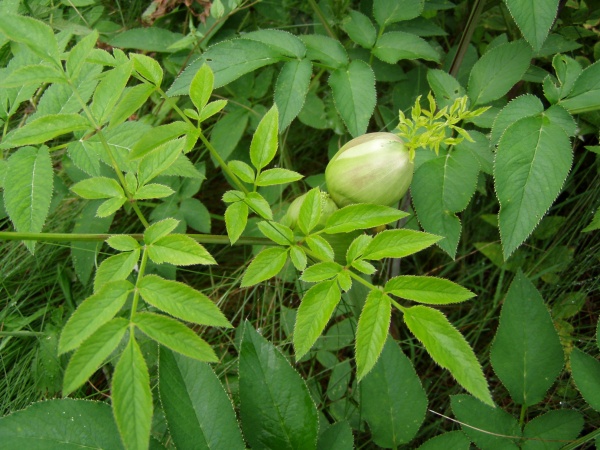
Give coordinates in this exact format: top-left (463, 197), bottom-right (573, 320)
top-left (449, 0), bottom-right (486, 77)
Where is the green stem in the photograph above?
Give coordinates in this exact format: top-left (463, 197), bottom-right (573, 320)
top-left (130, 247), bottom-right (149, 320)
top-left (0, 331), bottom-right (46, 337)
top-left (449, 0), bottom-right (486, 77)
top-left (0, 231), bottom-right (273, 246)
top-left (308, 0), bottom-right (337, 40)
top-left (518, 404), bottom-right (527, 427)
top-left (560, 427), bottom-right (600, 450)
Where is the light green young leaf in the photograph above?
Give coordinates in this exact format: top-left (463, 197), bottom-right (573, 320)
top-left (373, 0), bottom-right (424, 26)
top-left (0, 64), bottom-right (65, 88)
top-left (337, 271), bottom-right (352, 292)
top-left (148, 234), bottom-right (217, 266)
top-left (306, 235), bottom-right (335, 262)
top-left (97, 196), bottom-right (126, 217)
top-left (245, 192), bottom-right (273, 220)
top-left (59, 280), bottom-right (133, 354)
top-left (294, 280), bottom-right (342, 359)
top-left (134, 312), bottom-right (217, 362)
top-left (225, 201), bottom-right (248, 245)
top-left (109, 84), bottom-right (156, 128)
top-left (0, 14), bottom-right (60, 63)
top-left (131, 53), bottom-right (163, 86)
top-left (385, 275), bottom-right (475, 304)
top-left (240, 247), bottom-right (288, 287)
top-left (297, 188), bottom-right (322, 236)
top-left (250, 105), bottom-right (279, 171)
top-left (130, 122), bottom-right (191, 159)
top-left (468, 40), bottom-right (532, 105)
top-left (328, 59), bottom-right (376, 137)
top-left (158, 348), bottom-right (246, 450)
top-left (255, 168), bottom-right (303, 186)
top-left (504, 0), bottom-right (559, 52)
top-left (91, 60), bottom-right (133, 124)
top-left (223, 190), bottom-right (246, 203)
top-left (362, 338), bottom-right (428, 447)
top-left (356, 290), bottom-right (392, 380)
top-left (3, 146), bottom-right (53, 253)
top-left (137, 137), bottom-right (186, 185)
top-left (346, 234), bottom-right (373, 263)
top-left (570, 347), bottom-right (600, 411)
top-left (138, 275), bottom-right (231, 327)
top-left (495, 116), bottom-right (572, 258)
top-left (67, 30), bottom-right (99, 79)
top-left (106, 235), bottom-right (140, 252)
top-left (240, 324), bottom-right (319, 450)
top-left (190, 64), bottom-right (213, 112)
top-left (323, 204), bottom-right (407, 234)
top-left (133, 183), bottom-right (174, 200)
top-left (373, 32), bottom-right (439, 64)
top-left (143, 218), bottom-right (180, 245)
top-left (112, 334), bottom-right (152, 450)
top-left (63, 318), bottom-right (129, 396)
top-left (451, 395), bottom-right (520, 449)
top-left (0, 114), bottom-right (90, 149)
top-left (257, 221), bottom-right (295, 245)
top-left (362, 229), bottom-right (441, 260)
top-left (300, 261), bottom-right (343, 283)
top-left (404, 305), bottom-right (493, 406)
top-left (491, 271), bottom-right (565, 405)
top-left (289, 246), bottom-right (307, 271)
top-left (71, 176), bottom-right (124, 199)
top-left (352, 259), bottom-right (377, 275)
top-left (342, 10), bottom-right (377, 48)
top-left (228, 160), bottom-right (255, 184)
top-left (199, 99), bottom-right (227, 122)
top-left (94, 250), bottom-right (140, 292)
top-left (274, 59), bottom-right (312, 131)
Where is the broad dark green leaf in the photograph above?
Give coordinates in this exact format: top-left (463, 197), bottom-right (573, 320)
top-left (294, 280), bottom-right (342, 359)
top-left (0, 399), bottom-right (124, 449)
top-left (491, 94), bottom-right (544, 146)
top-left (138, 275), bottom-right (231, 327)
top-left (275, 59), bottom-right (313, 131)
top-left (190, 64), bottom-right (213, 112)
top-left (328, 59), bottom-right (376, 137)
top-left (385, 275), bottom-right (474, 304)
top-left (250, 105), bottom-right (279, 171)
top-left (316, 421), bottom-right (354, 450)
top-left (112, 334), bottom-right (152, 450)
top-left (148, 234), bottom-right (216, 266)
top-left (417, 431), bottom-right (471, 450)
top-left (468, 40), bottom-right (532, 105)
top-left (209, 108), bottom-right (249, 164)
top-left (373, 0), bottom-right (424, 26)
top-left (59, 280), bottom-right (133, 354)
top-left (373, 32), bottom-right (439, 64)
top-left (355, 290), bottom-right (392, 379)
top-left (522, 410), bottom-right (583, 450)
top-left (570, 347), bottom-right (600, 411)
top-left (451, 395), bottom-right (520, 449)
top-left (342, 10), bottom-right (376, 48)
top-left (362, 229), bottom-right (441, 260)
top-left (0, 114), bottom-right (90, 149)
top-left (241, 246), bottom-right (289, 287)
top-left (495, 115), bottom-right (572, 258)
top-left (559, 59), bottom-right (600, 114)
top-left (225, 201), bottom-right (248, 245)
top-left (324, 204), bottom-right (407, 234)
top-left (240, 324), bottom-right (319, 450)
top-left (109, 27), bottom-right (183, 52)
top-left (3, 146), bottom-right (53, 253)
top-left (362, 338), bottom-right (427, 447)
top-left (144, 218), bottom-right (179, 244)
top-left (504, 0), bottom-right (559, 51)
top-left (93, 250), bottom-right (139, 292)
top-left (159, 348), bottom-right (245, 450)
top-left (404, 306), bottom-right (493, 406)
top-left (300, 34), bottom-right (348, 68)
top-left (490, 271), bottom-right (564, 405)
top-left (427, 69), bottom-right (465, 109)
top-left (63, 318), bottom-right (129, 396)
top-left (135, 312), bottom-right (217, 362)
top-left (241, 29), bottom-right (306, 58)
top-left (412, 148), bottom-right (480, 258)
top-left (0, 14), bottom-right (60, 63)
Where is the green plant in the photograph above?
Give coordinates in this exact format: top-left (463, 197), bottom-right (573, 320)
top-left (0, 0), bottom-right (599, 449)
